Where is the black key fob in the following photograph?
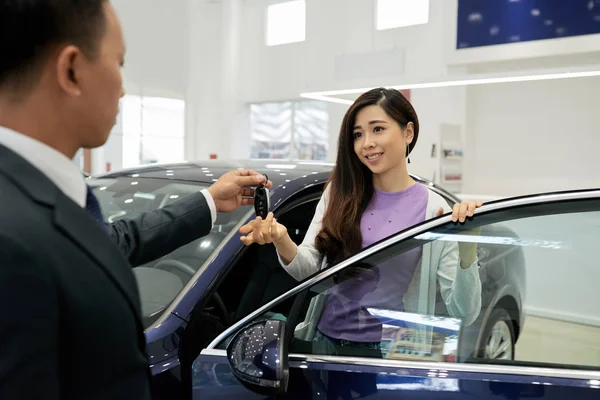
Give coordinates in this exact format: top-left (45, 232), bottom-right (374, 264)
top-left (254, 175), bottom-right (270, 219)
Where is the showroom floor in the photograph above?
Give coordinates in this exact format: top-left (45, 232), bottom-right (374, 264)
top-left (516, 316), bottom-right (600, 368)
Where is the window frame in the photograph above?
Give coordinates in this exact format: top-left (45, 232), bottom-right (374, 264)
top-left (204, 188), bottom-right (600, 380)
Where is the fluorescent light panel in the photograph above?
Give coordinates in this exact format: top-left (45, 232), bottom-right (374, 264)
top-left (300, 68), bottom-right (600, 105)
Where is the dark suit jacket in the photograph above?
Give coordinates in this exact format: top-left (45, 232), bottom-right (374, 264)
top-left (0, 145), bottom-right (212, 399)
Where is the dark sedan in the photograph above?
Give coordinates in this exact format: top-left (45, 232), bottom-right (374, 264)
top-left (88, 160), bottom-right (529, 398)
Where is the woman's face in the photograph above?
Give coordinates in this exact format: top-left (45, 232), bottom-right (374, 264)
top-left (352, 105), bottom-right (413, 176)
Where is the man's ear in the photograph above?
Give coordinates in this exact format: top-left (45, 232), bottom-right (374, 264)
top-left (56, 46), bottom-right (83, 97)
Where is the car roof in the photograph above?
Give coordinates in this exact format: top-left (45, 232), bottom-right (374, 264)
top-left (94, 160), bottom-right (334, 187)
top-left (92, 159), bottom-right (459, 203)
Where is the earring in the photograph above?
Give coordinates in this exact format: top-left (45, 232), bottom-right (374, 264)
top-left (407, 144), bottom-right (411, 164)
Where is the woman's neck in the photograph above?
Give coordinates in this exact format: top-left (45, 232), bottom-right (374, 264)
top-left (372, 164), bottom-right (415, 193)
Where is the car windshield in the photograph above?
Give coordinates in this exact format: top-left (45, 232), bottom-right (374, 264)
top-left (88, 176), bottom-right (252, 328)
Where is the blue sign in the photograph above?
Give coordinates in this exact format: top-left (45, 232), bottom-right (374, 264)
top-left (457, 0), bottom-right (600, 49)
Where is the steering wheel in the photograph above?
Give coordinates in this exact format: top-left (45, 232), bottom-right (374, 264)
top-left (206, 292), bottom-right (231, 327)
top-left (153, 259), bottom-right (230, 325)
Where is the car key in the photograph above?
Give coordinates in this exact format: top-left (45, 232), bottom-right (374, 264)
top-left (254, 174), bottom-right (270, 219)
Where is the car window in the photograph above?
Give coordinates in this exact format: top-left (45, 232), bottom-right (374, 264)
top-left (217, 197), bottom-right (600, 372)
top-left (89, 177), bottom-right (251, 328)
top-left (210, 193), bottom-right (321, 328)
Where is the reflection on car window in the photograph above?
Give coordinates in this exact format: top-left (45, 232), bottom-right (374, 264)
top-left (89, 177), bottom-right (251, 329)
top-left (284, 233), bottom-right (479, 362)
top-left (218, 232), bottom-right (477, 361)
top-left (225, 202), bottom-right (600, 372)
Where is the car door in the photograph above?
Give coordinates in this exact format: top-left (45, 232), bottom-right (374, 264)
top-left (191, 189), bottom-right (600, 399)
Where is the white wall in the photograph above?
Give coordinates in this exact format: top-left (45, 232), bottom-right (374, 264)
top-left (463, 76), bottom-right (600, 197)
top-left (113, 0), bottom-right (189, 98)
top-left (409, 86), bottom-right (467, 183)
top-left (240, 0), bottom-right (448, 101)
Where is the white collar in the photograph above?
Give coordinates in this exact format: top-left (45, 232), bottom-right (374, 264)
top-left (0, 126), bottom-right (87, 207)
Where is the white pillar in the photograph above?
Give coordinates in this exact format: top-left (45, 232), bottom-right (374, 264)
top-left (91, 147), bottom-right (106, 175)
top-left (185, 1), bottom-right (224, 161)
top-left (220, 0), bottom-right (251, 160)
top-left (185, 0), bottom-right (249, 162)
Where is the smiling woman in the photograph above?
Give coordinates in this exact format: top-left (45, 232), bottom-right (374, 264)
top-left (239, 88), bottom-right (484, 352)
top-left (320, 88), bottom-right (421, 267)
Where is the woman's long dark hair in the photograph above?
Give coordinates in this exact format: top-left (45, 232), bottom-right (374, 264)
top-left (315, 88), bottom-right (420, 267)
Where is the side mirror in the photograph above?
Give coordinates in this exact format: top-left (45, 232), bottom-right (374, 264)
top-left (226, 319), bottom-right (289, 396)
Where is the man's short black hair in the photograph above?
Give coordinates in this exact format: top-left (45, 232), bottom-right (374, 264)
top-left (0, 0), bottom-right (107, 93)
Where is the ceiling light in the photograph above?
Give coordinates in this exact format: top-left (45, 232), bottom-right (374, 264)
top-left (300, 67), bottom-right (600, 105)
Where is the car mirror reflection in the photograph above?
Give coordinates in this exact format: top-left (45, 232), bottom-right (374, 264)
top-left (226, 319), bottom-right (289, 396)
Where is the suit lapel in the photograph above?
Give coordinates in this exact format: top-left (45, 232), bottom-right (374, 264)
top-left (53, 194), bottom-right (142, 315)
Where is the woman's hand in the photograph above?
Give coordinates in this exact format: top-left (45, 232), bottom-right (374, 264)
top-left (436, 200), bottom-right (484, 222)
top-left (437, 200), bottom-right (484, 269)
top-left (239, 212), bottom-right (288, 246)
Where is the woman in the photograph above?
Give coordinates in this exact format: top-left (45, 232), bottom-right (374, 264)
top-left (240, 88), bottom-right (482, 349)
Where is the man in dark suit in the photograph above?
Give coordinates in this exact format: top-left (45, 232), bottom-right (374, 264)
top-left (0, 1), bottom-right (271, 399)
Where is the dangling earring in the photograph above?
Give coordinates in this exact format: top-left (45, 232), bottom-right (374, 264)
top-left (406, 144), bottom-right (411, 164)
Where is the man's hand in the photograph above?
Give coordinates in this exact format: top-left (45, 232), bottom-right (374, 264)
top-left (207, 169), bottom-right (273, 213)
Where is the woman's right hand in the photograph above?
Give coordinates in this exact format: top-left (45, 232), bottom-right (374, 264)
top-left (239, 212), bottom-right (288, 246)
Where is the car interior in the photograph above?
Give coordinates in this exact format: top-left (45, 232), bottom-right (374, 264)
top-left (178, 186), bottom-right (324, 390)
top-left (218, 190), bottom-right (322, 325)
top-left (135, 207), bottom-right (251, 328)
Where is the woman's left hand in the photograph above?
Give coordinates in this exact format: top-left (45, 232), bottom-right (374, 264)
top-left (436, 200), bottom-right (484, 222)
top-left (437, 200), bottom-right (484, 269)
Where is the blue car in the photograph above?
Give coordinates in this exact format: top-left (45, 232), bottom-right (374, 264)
top-left (89, 160), bottom-right (600, 399)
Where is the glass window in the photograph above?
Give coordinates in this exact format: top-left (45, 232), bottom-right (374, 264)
top-left (266, 0), bottom-right (306, 46)
top-left (293, 100), bottom-right (329, 161)
top-left (250, 100), bottom-right (328, 161)
top-left (119, 95), bottom-right (185, 168)
top-left (221, 199), bottom-right (600, 371)
top-left (89, 177), bottom-right (252, 328)
top-left (210, 195), bottom-right (322, 331)
top-left (376, 0), bottom-right (430, 31)
top-left (250, 102), bottom-right (293, 159)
